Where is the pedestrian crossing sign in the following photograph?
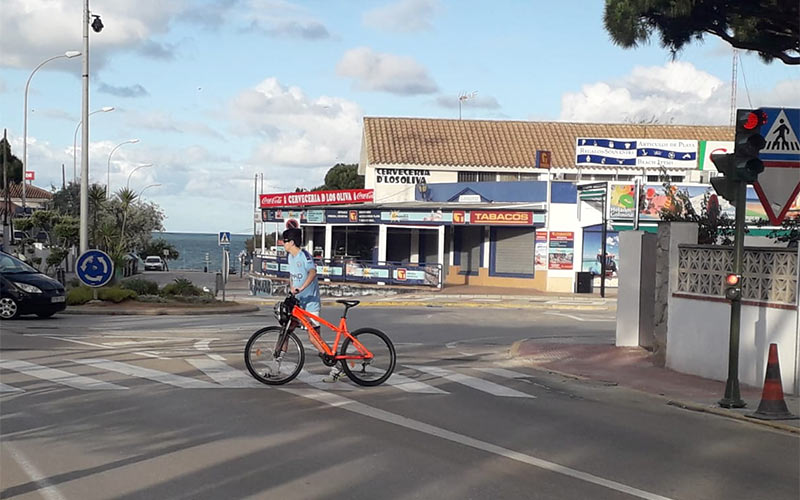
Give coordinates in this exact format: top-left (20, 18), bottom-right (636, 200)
top-left (218, 231), bottom-right (231, 246)
top-left (753, 107), bottom-right (800, 225)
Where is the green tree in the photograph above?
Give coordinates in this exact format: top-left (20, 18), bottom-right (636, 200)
top-left (604, 0), bottom-right (799, 65)
top-left (1, 137), bottom-right (24, 183)
top-left (312, 163), bottom-right (364, 190)
top-left (140, 237), bottom-right (180, 261)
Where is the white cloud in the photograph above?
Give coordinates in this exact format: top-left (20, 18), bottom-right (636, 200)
top-left (363, 0), bottom-right (440, 33)
top-left (242, 0), bottom-right (331, 39)
top-left (229, 78), bottom-right (363, 190)
top-left (337, 47), bottom-right (438, 95)
top-left (560, 62), bottom-right (730, 125)
top-left (0, 0), bottom-right (186, 71)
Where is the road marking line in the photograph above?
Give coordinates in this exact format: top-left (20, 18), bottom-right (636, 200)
top-left (544, 312), bottom-right (616, 322)
top-left (0, 359), bottom-right (127, 391)
top-left (296, 369), bottom-right (358, 391)
top-left (193, 339), bottom-right (217, 351)
top-left (5, 442), bottom-right (68, 500)
top-left (134, 351), bottom-right (171, 360)
top-left (0, 382), bottom-right (24, 393)
top-left (475, 367), bottom-right (534, 380)
top-left (187, 359), bottom-right (262, 388)
top-left (207, 354), bottom-right (226, 361)
top-left (386, 373), bottom-right (448, 394)
top-left (281, 388), bottom-right (674, 500)
top-left (42, 336), bottom-right (111, 349)
top-left (405, 365), bottom-right (534, 398)
top-left (73, 359), bottom-right (218, 389)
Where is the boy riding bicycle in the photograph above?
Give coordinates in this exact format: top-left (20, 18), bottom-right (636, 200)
top-left (282, 228), bottom-right (342, 382)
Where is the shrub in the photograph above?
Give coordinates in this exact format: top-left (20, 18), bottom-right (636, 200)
top-left (66, 286), bottom-right (93, 305)
top-left (121, 278), bottom-right (159, 296)
top-left (173, 294), bottom-right (216, 304)
top-left (161, 278), bottom-right (202, 297)
top-left (98, 286), bottom-right (137, 303)
top-left (136, 294), bottom-right (167, 303)
top-left (67, 278), bottom-right (81, 289)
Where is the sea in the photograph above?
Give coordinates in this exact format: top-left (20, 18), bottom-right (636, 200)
top-left (151, 232), bottom-right (250, 271)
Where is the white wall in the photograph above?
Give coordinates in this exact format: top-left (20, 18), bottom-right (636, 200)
top-left (667, 297), bottom-right (799, 394)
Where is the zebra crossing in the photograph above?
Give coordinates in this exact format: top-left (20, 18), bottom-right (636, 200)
top-left (0, 356), bottom-right (541, 398)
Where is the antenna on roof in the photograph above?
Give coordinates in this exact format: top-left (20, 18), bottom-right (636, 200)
top-left (458, 91), bottom-right (477, 120)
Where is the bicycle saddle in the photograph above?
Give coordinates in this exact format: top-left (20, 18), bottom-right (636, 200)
top-left (336, 300), bottom-right (360, 308)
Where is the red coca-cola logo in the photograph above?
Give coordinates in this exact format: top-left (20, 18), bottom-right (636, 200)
top-left (354, 190), bottom-right (373, 201)
top-left (260, 194), bottom-right (286, 207)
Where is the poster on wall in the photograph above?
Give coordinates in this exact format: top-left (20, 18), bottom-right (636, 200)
top-left (548, 232), bottom-right (574, 270)
top-left (535, 231), bottom-right (548, 270)
top-left (582, 229), bottom-right (620, 284)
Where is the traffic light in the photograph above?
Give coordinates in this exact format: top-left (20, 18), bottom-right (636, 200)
top-left (724, 273), bottom-right (742, 301)
top-left (733, 108), bottom-right (767, 182)
top-left (710, 152), bottom-right (738, 202)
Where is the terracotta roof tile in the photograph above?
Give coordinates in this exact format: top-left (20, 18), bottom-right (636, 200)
top-left (364, 117), bottom-right (734, 168)
top-left (0, 183), bottom-right (53, 200)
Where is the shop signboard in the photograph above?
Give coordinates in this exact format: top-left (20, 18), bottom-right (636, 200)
top-left (260, 188), bottom-right (374, 208)
top-left (576, 138), bottom-right (698, 169)
top-left (535, 231), bottom-right (548, 270)
top-left (469, 210), bottom-right (533, 225)
top-left (380, 210), bottom-right (453, 224)
top-left (548, 231), bottom-right (574, 270)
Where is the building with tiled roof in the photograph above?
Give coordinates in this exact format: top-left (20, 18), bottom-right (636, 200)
top-left (0, 183), bottom-right (53, 215)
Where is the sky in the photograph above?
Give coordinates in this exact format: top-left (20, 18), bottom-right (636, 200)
top-left (1, 0), bottom-right (798, 233)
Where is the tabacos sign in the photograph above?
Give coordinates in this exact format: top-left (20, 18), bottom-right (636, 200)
top-left (469, 211), bottom-right (533, 225)
top-left (260, 189), bottom-right (374, 208)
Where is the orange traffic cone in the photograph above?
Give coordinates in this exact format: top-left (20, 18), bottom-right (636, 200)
top-left (750, 343), bottom-right (798, 421)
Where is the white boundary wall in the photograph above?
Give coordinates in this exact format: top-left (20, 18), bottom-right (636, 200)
top-left (667, 297), bottom-right (799, 395)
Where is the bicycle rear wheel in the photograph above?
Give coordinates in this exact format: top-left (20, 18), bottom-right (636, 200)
top-left (340, 328), bottom-right (396, 386)
top-left (244, 326), bottom-right (304, 385)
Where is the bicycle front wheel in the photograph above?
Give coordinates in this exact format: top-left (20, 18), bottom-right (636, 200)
top-left (340, 328), bottom-right (396, 386)
top-left (244, 326), bottom-right (304, 385)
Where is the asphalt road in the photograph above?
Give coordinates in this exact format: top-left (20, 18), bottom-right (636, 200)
top-left (1, 306), bottom-right (798, 500)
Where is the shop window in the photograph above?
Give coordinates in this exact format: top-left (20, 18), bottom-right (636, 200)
top-left (458, 172), bottom-right (479, 182)
top-left (492, 228), bottom-right (534, 276)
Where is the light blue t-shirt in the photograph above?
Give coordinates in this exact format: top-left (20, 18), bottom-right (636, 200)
top-left (288, 249), bottom-right (321, 311)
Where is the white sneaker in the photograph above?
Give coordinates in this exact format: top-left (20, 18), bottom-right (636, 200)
top-left (264, 354), bottom-right (284, 378)
top-left (322, 366), bottom-right (343, 383)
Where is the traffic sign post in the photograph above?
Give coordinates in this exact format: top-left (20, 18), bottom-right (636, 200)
top-left (76, 250), bottom-right (114, 292)
top-left (753, 107), bottom-right (800, 225)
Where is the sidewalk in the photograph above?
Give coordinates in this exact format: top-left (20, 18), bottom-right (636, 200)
top-left (511, 340), bottom-right (800, 434)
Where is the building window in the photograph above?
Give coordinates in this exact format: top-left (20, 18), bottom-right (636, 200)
top-left (498, 173), bottom-right (519, 181)
top-left (478, 172), bottom-right (496, 182)
top-left (458, 172), bottom-right (478, 182)
top-left (519, 173), bottom-right (540, 181)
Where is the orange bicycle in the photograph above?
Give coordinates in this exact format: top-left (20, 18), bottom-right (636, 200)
top-left (244, 293), bottom-right (396, 386)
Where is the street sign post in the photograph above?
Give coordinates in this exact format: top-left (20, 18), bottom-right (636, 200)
top-left (753, 107), bottom-right (800, 225)
top-left (76, 249), bottom-right (114, 288)
top-left (218, 231), bottom-right (231, 246)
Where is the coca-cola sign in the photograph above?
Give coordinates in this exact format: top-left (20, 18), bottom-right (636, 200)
top-left (260, 189), bottom-right (374, 208)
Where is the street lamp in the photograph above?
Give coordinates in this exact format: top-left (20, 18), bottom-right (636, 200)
top-left (22, 50), bottom-right (81, 209)
top-left (107, 139), bottom-right (139, 198)
top-left (73, 106), bottom-right (114, 180)
top-left (458, 91), bottom-right (477, 120)
top-left (137, 183), bottom-right (160, 198)
top-left (126, 163), bottom-right (153, 190)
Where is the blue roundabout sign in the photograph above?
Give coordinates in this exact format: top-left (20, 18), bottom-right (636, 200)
top-left (76, 249), bottom-right (115, 287)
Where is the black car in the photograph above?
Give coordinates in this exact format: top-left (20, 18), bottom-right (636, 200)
top-left (0, 251), bottom-right (66, 319)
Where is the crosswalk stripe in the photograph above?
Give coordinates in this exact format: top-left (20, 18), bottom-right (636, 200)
top-left (474, 367), bottom-right (534, 380)
top-left (0, 382), bottom-right (24, 393)
top-left (405, 365), bottom-right (535, 398)
top-left (73, 359), bottom-right (218, 389)
top-left (386, 373), bottom-right (448, 394)
top-left (186, 359), bottom-right (262, 388)
top-left (0, 359), bottom-right (127, 391)
top-left (296, 369), bottom-right (358, 391)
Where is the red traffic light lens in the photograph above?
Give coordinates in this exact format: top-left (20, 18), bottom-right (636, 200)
top-left (743, 112), bottom-right (759, 130)
top-left (726, 274), bottom-right (740, 286)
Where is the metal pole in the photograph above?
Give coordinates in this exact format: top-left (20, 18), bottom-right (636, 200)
top-left (719, 180), bottom-right (747, 408)
top-left (62, 163), bottom-right (65, 189)
top-left (633, 179), bottom-right (641, 231)
top-left (600, 188), bottom-right (607, 298)
top-left (79, 0), bottom-right (90, 254)
top-left (2, 129), bottom-right (8, 249)
top-left (253, 173), bottom-right (257, 247)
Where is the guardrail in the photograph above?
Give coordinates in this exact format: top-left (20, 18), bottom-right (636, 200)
top-left (252, 255), bottom-right (443, 288)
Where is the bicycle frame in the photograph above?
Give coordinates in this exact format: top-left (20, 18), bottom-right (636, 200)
top-left (290, 305), bottom-right (374, 361)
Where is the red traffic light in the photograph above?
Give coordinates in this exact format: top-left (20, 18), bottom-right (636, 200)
top-left (726, 274), bottom-right (740, 286)
top-left (743, 112), bottom-right (759, 130)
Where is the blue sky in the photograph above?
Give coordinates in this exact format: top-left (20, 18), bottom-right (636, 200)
top-left (1, 0), bottom-right (798, 233)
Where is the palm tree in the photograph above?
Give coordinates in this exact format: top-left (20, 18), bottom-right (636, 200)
top-left (115, 187), bottom-right (138, 254)
top-left (88, 184), bottom-right (106, 247)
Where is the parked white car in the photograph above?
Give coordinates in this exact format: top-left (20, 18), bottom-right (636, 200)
top-left (144, 256), bottom-right (165, 271)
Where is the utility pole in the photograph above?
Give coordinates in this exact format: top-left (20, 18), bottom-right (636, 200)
top-left (2, 129), bottom-right (9, 249)
top-left (79, 0), bottom-right (90, 254)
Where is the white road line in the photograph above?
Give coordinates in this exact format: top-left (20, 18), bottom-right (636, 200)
top-left (386, 373), bottom-right (448, 394)
top-left (0, 382), bottom-right (24, 392)
top-left (42, 336), bottom-right (112, 349)
top-left (4, 443), bottom-right (68, 500)
top-left (0, 359), bottom-right (127, 391)
top-left (405, 365), bottom-right (534, 398)
top-left (475, 367), bottom-right (534, 380)
top-left (102, 339), bottom-right (177, 346)
top-left (282, 388), bottom-right (674, 500)
top-left (207, 354), bottom-right (226, 361)
top-left (194, 339), bottom-right (216, 351)
top-left (187, 359), bottom-right (262, 388)
top-left (296, 369), bottom-right (358, 391)
top-left (73, 359), bottom-right (218, 389)
top-left (134, 351), bottom-right (171, 360)
top-left (544, 312), bottom-right (616, 322)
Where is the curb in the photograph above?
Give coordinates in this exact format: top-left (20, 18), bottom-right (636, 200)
top-left (350, 301), bottom-right (611, 310)
top-left (63, 304), bottom-right (260, 316)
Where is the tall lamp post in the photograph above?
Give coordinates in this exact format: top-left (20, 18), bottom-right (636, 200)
top-left (73, 106), bottom-right (114, 181)
top-left (126, 164), bottom-right (153, 190)
top-left (22, 50), bottom-right (81, 210)
top-left (137, 183), bottom-right (160, 198)
top-left (107, 139), bottom-right (139, 198)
